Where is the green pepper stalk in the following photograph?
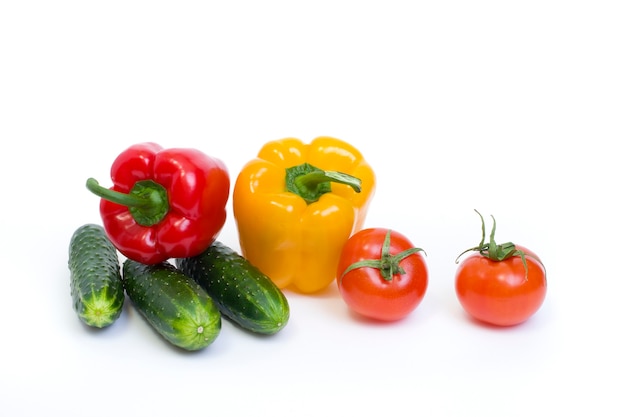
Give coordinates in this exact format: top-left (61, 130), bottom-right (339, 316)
top-left (285, 162), bottom-right (362, 204)
top-left (86, 178), bottom-right (169, 227)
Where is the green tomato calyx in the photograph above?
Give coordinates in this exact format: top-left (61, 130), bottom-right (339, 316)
top-left (340, 229), bottom-right (425, 284)
top-left (455, 209), bottom-right (543, 279)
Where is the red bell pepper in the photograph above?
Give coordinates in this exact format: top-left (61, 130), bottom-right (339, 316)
top-left (86, 142), bottom-right (230, 264)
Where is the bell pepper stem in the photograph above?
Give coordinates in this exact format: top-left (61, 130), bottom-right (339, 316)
top-left (295, 170), bottom-right (362, 194)
top-left (285, 162), bottom-right (362, 204)
top-left (86, 178), bottom-right (169, 227)
top-left (87, 178), bottom-right (147, 208)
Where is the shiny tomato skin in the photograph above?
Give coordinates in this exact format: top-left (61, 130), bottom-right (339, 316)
top-left (455, 246), bottom-right (547, 326)
top-left (336, 228), bottom-right (428, 321)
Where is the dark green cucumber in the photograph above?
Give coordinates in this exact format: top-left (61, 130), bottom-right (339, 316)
top-left (68, 223), bottom-right (124, 328)
top-left (122, 259), bottom-right (221, 351)
top-left (176, 241), bottom-right (290, 335)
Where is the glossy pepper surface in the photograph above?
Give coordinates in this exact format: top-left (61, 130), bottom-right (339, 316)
top-left (233, 136), bottom-right (375, 294)
top-left (87, 142), bottom-right (230, 265)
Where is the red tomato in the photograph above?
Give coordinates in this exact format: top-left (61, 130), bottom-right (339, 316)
top-left (455, 211), bottom-right (547, 326)
top-left (336, 228), bottom-right (428, 321)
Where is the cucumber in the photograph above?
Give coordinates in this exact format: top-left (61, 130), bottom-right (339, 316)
top-left (68, 223), bottom-right (124, 328)
top-left (122, 259), bottom-right (221, 351)
top-left (176, 241), bottom-right (290, 335)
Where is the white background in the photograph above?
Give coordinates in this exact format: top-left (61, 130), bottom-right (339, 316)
top-left (1, 1), bottom-right (625, 416)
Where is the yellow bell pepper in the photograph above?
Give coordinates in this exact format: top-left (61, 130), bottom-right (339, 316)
top-left (233, 136), bottom-right (376, 294)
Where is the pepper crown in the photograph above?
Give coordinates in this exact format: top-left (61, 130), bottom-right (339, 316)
top-left (285, 162), bottom-right (362, 204)
top-left (86, 178), bottom-right (169, 227)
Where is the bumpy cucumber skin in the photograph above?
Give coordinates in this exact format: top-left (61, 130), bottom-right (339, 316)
top-left (122, 259), bottom-right (221, 351)
top-left (68, 223), bottom-right (124, 328)
top-left (176, 241), bottom-right (290, 335)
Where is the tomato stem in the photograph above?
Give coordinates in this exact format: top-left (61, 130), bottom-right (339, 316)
top-left (455, 209), bottom-right (543, 279)
top-left (340, 230), bottom-right (425, 283)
